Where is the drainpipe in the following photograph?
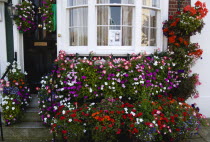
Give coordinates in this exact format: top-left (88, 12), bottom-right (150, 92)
top-left (178, 0), bottom-right (181, 11)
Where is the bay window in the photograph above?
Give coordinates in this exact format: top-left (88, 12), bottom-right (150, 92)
top-left (57, 0), bottom-right (169, 54)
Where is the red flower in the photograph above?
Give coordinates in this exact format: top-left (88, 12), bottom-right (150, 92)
top-left (175, 128), bottom-right (180, 132)
top-left (95, 127), bottom-right (99, 130)
top-left (130, 124), bottom-right (134, 127)
top-left (169, 36), bottom-right (176, 43)
top-left (70, 113), bottom-right (77, 117)
top-left (132, 128), bottom-right (138, 134)
top-left (195, 1), bottom-right (203, 7)
top-left (60, 116), bottom-right (66, 120)
top-left (62, 130), bottom-right (67, 134)
top-left (116, 129), bottom-right (121, 134)
top-left (136, 112), bottom-right (143, 117)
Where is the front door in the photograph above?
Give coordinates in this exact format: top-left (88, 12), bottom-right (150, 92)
top-left (24, 0), bottom-right (57, 87)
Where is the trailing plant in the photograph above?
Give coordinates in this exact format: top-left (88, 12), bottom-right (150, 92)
top-left (41, 0), bottom-right (54, 32)
top-left (14, 0), bottom-right (36, 33)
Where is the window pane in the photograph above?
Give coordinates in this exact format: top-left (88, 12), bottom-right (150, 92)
top-left (150, 28), bottom-right (157, 46)
top-left (110, 6), bottom-right (121, 25)
top-left (142, 9), bottom-right (149, 27)
top-left (70, 27), bottom-right (88, 46)
top-left (70, 7), bottom-right (88, 27)
top-left (108, 26), bottom-right (121, 46)
top-left (68, 0), bottom-right (88, 6)
top-left (122, 6), bottom-right (133, 25)
top-left (150, 10), bottom-right (157, 27)
top-left (97, 0), bottom-right (134, 4)
top-left (122, 27), bottom-right (132, 46)
top-left (141, 27), bottom-right (149, 46)
top-left (97, 6), bottom-right (109, 25)
top-left (97, 26), bottom-right (108, 46)
top-left (142, 0), bottom-right (160, 7)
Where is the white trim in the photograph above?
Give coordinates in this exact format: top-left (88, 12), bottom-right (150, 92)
top-left (0, 0), bottom-right (8, 2)
top-left (12, 0), bottom-right (24, 72)
top-left (0, 3), bottom-right (8, 77)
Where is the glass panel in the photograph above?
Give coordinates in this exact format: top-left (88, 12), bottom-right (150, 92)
top-left (122, 27), bottom-right (132, 46)
top-left (122, 6), bottom-right (133, 25)
top-left (108, 26), bottom-right (121, 46)
top-left (97, 6), bottom-right (109, 25)
top-left (142, 9), bottom-right (149, 27)
top-left (97, 0), bottom-right (134, 4)
top-left (142, 0), bottom-right (159, 7)
top-left (70, 27), bottom-right (88, 46)
top-left (110, 6), bottom-right (121, 25)
top-left (70, 7), bottom-right (88, 27)
top-left (150, 28), bottom-right (157, 46)
top-left (141, 27), bottom-right (149, 46)
top-left (150, 10), bottom-right (157, 27)
top-left (97, 26), bottom-right (108, 46)
top-left (68, 0), bottom-right (88, 6)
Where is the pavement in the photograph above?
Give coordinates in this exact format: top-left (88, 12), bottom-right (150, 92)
top-left (184, 119), bottom-right (210, 142)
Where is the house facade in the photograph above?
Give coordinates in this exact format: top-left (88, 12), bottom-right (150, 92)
top-left (0, 0), bottom-right (209, 117)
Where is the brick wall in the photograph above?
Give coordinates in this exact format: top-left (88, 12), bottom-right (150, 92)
top-left (169, 0), bottom-right (191, 16)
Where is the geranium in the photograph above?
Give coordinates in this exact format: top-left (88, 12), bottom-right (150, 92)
top-left (14, 0), bottom-right (36, 33)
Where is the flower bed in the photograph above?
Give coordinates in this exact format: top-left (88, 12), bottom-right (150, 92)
top-left (0, 61), bottom-right (31, 125)
top-left (37, 1), bottom-right (209, 141)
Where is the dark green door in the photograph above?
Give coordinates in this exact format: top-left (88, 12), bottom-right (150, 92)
top-left (24, 0), bottom-right (57, 86)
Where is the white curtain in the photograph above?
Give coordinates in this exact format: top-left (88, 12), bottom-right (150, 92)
top-left (68, 0), bottom-right (88, 6)
top-left (97, 0), bottom-right (134, 4)
top-left (69, 7), bottom-right (88, 46)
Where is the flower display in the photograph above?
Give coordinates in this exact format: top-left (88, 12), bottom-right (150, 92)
top-left (0, 61), bottom-right (31, 125)
top-left (14, 0), bottom-right (36, 33)
top-left (163, 1), bottom-right (208, 58)
top-left (36, 1), bottom-right (209, 141)
top-left (41, 0), bottom-right (54, 32)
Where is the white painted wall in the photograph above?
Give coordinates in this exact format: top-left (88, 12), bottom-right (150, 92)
top-left (13, 0), bottom-right (24, 72)
top-left (187, 0), bottom-right (210, 118)
top-left (0, 1), bottom-right (8, 78)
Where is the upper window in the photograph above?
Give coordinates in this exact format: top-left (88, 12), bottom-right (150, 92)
top-left (141, 0), bottom-right (160, 46)
top-left (96, 1), bottom-right (134, 46)
top-left (68, 0), bottom-right (88, 46)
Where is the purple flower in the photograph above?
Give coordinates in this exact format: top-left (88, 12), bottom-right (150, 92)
top-left (82, 76), bottom-right (87, 79)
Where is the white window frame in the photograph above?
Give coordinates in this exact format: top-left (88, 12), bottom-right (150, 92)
top-left (57, 0), bottom-right (169, 55)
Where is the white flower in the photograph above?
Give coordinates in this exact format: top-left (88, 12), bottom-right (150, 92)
top-left (131, 111), bottom-right (136, 116)
top-left (119, 96), bottom-right (122, 99)
top-left (69, 119), bottom-right (72, 122)
top-left (89, 88), bottom-right (92, 93)
top-left (44, 118), bottom-right (47, 122)
top-left (24, 72), bottom-right (28, 75)
top-left (140, 81), bottom-right (144, 84)
top-left (112, 82), bottom-right (115, 85)
top-left (83, 129), bottom-right (86, 133)
top-left (62, 110), bottom-right (66, 115)
top-left (154, 61), bottom-right (158, 66)
top-left (139, 118), bottom-right (143, 122)
top-left (12, 69), bottom-right (16, 73)
top-left (11, 107), bottom-right (15, 110)
top-left (6, 106), bottom-right (9, 109)
top-left (104, 82), bottom-right (108, 85)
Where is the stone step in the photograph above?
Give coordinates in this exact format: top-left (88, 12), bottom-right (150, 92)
top-left (22, 107), bottom-right (41, 122)
top-left (3, 122), bottom-right (53, 140)
top-left (29, 94), bottom-right (39, 108)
